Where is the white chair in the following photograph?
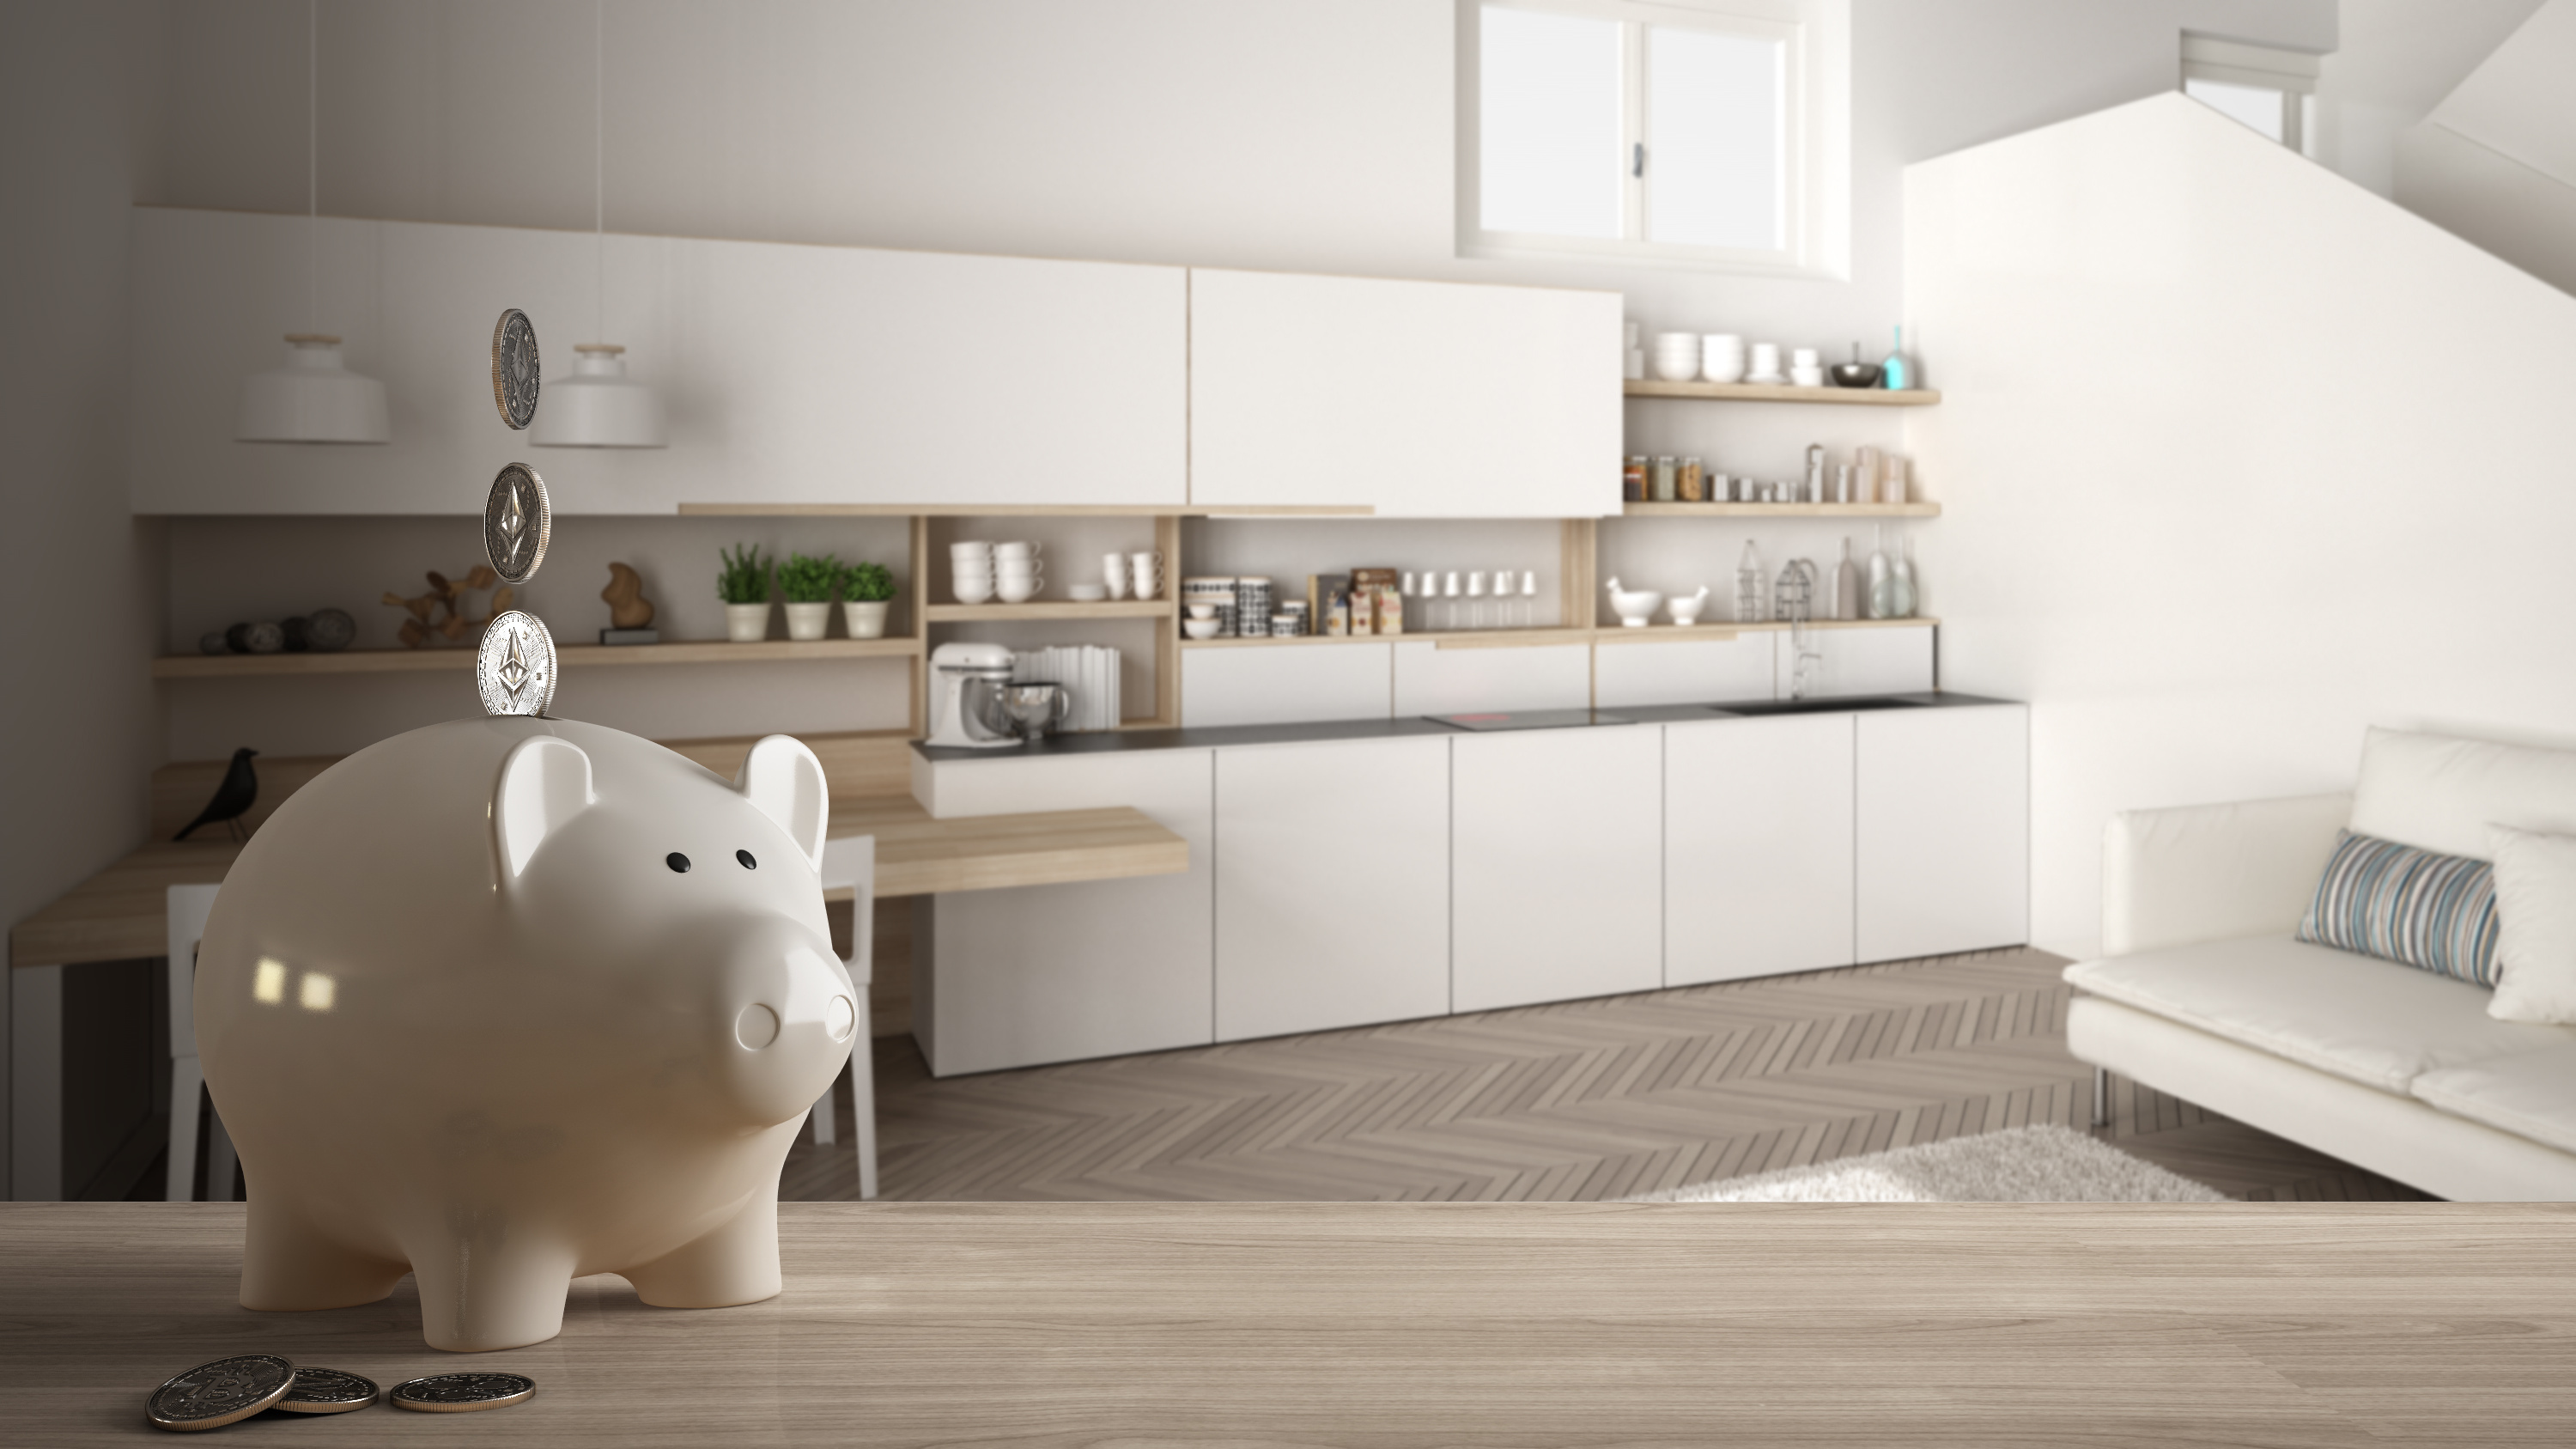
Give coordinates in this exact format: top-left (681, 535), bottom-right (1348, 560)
top-left (165, 884), bottom-right (238, 1202)
top-left (808, 836), bottom-right (878, 1200)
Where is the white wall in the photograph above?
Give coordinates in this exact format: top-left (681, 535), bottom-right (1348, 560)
top-left (1905, 93), bottom-right (2576, 959)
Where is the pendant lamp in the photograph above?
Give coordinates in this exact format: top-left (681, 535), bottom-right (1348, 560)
top-left (533, 0), bottom-right (665, 448)
top-left (236, 0), bottom-right (389, 445)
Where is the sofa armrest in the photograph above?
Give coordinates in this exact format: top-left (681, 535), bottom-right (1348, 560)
top-left (2101, 793), bottom-right (2352, 956)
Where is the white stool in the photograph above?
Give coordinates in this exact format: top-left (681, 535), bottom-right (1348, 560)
top-left (165, 884), bottom-right (238, 1202)
top-left (808, 836), bottom-right (878, 1200)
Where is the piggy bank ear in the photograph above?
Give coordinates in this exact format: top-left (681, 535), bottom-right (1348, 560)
top-left (493, 735), bottom-right (596, 880)
top-left (736, 734), bottom-right (828, 871)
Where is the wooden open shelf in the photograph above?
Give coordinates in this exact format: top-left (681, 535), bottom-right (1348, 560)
top-left (1621, 502), bottom-right (1942, 518)
top-left (1625, 380), bottom-right (1941, 406)
top-left (153, 636), bottom-right (924, 679)
top-left (680, 502), bottom-right (1374, 518)
top-left (924, 600), bottom-right (1176, 623)
top-left (1179, 618), bottom-right (1936, 649)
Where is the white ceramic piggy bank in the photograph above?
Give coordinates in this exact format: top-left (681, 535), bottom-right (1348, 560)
top-left (196, 716), bottom-right (854, 1352)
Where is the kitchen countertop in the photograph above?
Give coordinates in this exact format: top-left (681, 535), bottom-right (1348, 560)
top-left (915, 691), bottom-right (2020, 761)
top-left (4, 1198), bottom-right (2571, 1445)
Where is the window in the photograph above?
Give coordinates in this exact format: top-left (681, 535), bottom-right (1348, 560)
top-left (2181, 34), bottom-right (2320, 154)
top-left (1457, 0), bottom-right (1850, 277)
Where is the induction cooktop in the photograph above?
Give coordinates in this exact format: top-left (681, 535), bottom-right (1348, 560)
top-left (1426, 709), bottom-right (1635, 733)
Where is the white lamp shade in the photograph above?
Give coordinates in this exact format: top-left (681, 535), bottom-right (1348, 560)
top-left (235, 335), bottom-right (391, 444)
top-left (531, 344), bottom-right (666, 447)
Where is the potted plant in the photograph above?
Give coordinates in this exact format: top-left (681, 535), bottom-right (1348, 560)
top-left (839, 560), bottom-right (896, 639)
top-left (719, 544), bottom-right (773, 642)
top-left (777, 551), bottom-right (841, 641)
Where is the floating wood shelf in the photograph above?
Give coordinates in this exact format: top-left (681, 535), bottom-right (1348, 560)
top-left (1178, 618), bottom-right (1936, 649)
top-left (1620, 502), bottom-right (1942, 518)
top-left (1625, 380), bottom-right (1941, 405)
top-left (678, 503), bottom-right (1375, 518)
top-left (152, 636), bottom-right (925, 679)
top-left (924, 600), bottom-right (1176, 622)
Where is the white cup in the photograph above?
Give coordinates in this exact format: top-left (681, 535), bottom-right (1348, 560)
top-left (1650, 332), bottom-right (1701, 382)
top-left (994, 575), bottom-right (1043, 604)
top-left (995, 563), bottom-right (1043, 585)
top-left (1791, 347), bottom-right (1820, 368)
top-left (993, 540), bottom-right (1042, 562)
top-left (1101, 552), bottom-right (1128, 600)
top-left (952, 572), bottom-right (995, 606)
top-left (1129, 551), bottom-right (1161, 600)
top-left (1748, 342), bottom-right (1782, 379)
top-left (1789, 365), bottom-right (1825, 387)
top-left (951, 539), bottom-right (994, 557)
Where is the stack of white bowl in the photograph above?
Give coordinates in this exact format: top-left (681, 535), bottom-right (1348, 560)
top-left (1701, 333), bottom-right (1747, 384)
top-left (1651, 332), bottom-right (1701, 382)
top-left (950, 539), bottom-right (995, 604)
top-left (992, 541), bottom-right (1045, 603)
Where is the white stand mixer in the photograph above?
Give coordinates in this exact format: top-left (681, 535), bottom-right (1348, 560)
top-left (926, 642), bottom-right (1021, 749)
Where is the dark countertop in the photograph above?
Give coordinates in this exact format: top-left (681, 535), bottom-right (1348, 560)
top-left (915, 692), bottom-right (2020, 762)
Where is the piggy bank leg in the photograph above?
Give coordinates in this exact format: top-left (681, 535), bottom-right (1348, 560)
top-left (404, 1221), bottom-right (581, 1353)
top-left (240, 1192), bottom-right (408, 1312)
top-left (622, 1178), bottom-right (783, 1309)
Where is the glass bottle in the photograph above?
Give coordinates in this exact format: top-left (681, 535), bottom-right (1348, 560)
top-left (1882, 325), bottom-right (1910, 392)
top-left (1832, 539), bottom-right (1861, 621)
top-left (1735, 540), bottom-right (1768, 624)
top-left (1521, 569), bottom-right (1540, 629)
top-left (1890, 530), bottom-right (1917, 618)
top-left (1866, 525), bottom-right (1895, 620)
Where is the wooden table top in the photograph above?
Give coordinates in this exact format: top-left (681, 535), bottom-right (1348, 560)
top-left (3, 1200), bottom-right (2572, 1444)
top-left (9, 797), bottom-right (1185, 970)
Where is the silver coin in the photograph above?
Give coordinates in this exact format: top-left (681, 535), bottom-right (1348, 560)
top-left (390, 1371), bottom-right (536, 1413)
top-left (483, 462), bottom-right (552, 585)
top-left (476, 610), bottom-right (558, 718)
top-left (146, 1353), bottom-right (295, 1432)
top-left (273, 1366), bottom-right (379, 1414)
top-left (491, 307), bottom-right (540, 429)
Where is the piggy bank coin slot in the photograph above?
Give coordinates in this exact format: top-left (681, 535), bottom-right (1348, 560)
top-left (667, 852), bottom-right (690, 873)
top-left (736, 849), bottom-right (757, 869)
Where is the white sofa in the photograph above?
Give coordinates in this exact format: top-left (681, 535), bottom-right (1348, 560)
top-left (2063, 728), bottom-right (2576, 1201)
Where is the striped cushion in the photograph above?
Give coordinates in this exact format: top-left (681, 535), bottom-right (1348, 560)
top-left (2296, 830), bottom-right (2500, 985)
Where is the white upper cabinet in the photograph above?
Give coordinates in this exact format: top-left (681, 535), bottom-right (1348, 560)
top-left (1188, 269), bottom-right (1623, 517)
top-left (128, 207), bottom-right (1188, 514)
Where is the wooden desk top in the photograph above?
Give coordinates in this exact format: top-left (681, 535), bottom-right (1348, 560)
top-left (3, 1200), bottom-right (2572, 1444)
top-left (9, 796), bottom-right (1185, 970)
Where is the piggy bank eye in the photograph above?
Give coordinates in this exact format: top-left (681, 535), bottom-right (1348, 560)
top-left (666, 852), bottom-right (690, 873)
top-left (736, 849), bottom-right (757, 869)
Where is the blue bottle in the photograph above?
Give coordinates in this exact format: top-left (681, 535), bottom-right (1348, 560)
top-left (1882, 326), bottom-right (1909, 392)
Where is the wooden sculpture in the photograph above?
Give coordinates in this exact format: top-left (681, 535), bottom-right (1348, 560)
top-left (602, 563), bottom-right (657, 629)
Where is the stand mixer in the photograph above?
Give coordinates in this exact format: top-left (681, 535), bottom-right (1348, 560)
top-left (926, 642), bottom-right (1020, 749)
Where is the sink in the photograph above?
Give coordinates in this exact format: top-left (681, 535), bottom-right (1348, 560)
top-left (1709, 697), bottom-right (1928, 717)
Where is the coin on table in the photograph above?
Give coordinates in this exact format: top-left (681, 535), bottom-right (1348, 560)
top-left (146, 1353), bottom-right (295, 1432)
top-left (390, 1371), bottom-right (536, 1412)
top-left (272, 1366), bottom-right (380, 1414)
top-left (491, 307), bottom-right (541, 429)
top-left (476, 610), bottom-right (558, 718)
top-left (483, 460), bottom-right (551, 585)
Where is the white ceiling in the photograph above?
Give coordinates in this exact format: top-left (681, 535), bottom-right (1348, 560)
top-left (2428, 0), bottom-right (2576, 186)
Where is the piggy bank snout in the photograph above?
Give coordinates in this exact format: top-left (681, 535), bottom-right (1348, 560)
top-left (710, 920), bottom-right (854, 1127)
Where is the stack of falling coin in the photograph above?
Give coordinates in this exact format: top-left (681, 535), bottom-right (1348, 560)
top-left (147, 1355), bottom-right (532, 1430)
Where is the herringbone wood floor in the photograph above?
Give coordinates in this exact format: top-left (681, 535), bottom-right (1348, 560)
top-left (782, 947), bottom-right (2432, 1203)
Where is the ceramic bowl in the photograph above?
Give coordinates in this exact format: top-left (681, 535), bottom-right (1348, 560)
top-left (1188, 604), bottom-right (1218, 620)
top-left (1608, 588), bottom-right (1662, 627)
top-left (1667, 597), bottom-right (1706, 625)
top-left (1183, 618), bottom-right (1223, 639)
top-left (1066, 584), bottom-right (1108, 602)
top-left (1830, 361), bottom-right (1884, 388)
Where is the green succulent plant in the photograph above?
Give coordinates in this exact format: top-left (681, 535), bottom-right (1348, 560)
top-left (839, 560), bottom-right (896, 603)
top-left (716, 544), bottom-right (772, 606)
top-left (776, 551), bottom-right (841, 604)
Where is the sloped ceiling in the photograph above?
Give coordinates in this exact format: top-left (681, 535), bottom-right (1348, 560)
top-left (2428, 0), bottom-right (2576, 187)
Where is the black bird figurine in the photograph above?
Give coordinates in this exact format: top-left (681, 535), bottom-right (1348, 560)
top-left (175, 747), bottom-right (259, 842)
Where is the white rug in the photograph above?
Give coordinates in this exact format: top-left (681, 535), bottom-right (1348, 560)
top-left (1625, 1124), bottom-right (2228, 1202)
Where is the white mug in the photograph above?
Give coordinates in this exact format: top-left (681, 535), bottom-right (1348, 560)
top-left (995, 563), bottom-right (1043, 584)
top-left (1101, 552), bottom-right (1128, 600)
top-left (1128, 551), bottom-right (1161, 600)
top-left (994, 575), bottom-right (1042, 604)
top-left (950, 539), bottom-right (994, 557)
top-left (993, 540), bottom-right (1042, 562)
top-left (952, 573), bottom-right (996, 606)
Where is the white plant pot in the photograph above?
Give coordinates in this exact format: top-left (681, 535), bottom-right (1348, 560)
top-left (724, 602), bottom-right (772, 642)
top-left (841, 600), bottom-right (891, 639)
top-left (783, 602), bottom-right (832, 642)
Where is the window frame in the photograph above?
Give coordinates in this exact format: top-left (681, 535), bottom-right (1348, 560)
top-left (2180, 33), bottom-right (2321, 155)
top-left (1455, 0), bottom-right (1851, 279)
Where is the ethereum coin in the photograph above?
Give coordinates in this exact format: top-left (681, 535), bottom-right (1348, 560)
top-left (476, 610), bottom-right (558, 718)
top-left (483, 462), bottom-right (551, 586)
top-left (389, 1372), bottom-right (536, 1413)
top-left (272, 1366), bottom-right (379, 1414)
top-left (146, 1354), bottom-right (294, 1432)
top-left (491, 307), bottom-right (540, 429)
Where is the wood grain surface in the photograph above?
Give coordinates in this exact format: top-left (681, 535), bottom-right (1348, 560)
top-left (1, 1199), bottom-right (2570, 1445)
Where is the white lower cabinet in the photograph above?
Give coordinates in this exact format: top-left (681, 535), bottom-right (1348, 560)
top-left (915, 750), bottom-right (1214, 1076)
top-left (1664, 715), bottom-right (1856, 985)
top-left (1214, 737), bottom-right (1451, 1041)
top-left (1451, 726), bottom-right (1663, 1013)
top-left (1856, 704), bottom-right (2030, 962)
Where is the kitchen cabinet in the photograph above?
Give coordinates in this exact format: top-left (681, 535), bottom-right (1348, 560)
top-left (1856, 703), bottom-right (2029, 962)
top-left (1214, 737), bottom-right (1451, 1041)
top-left (1664, 715), bottom-right (1856, 985)
top-left (914, 750), bottom-right (1213, 1076)
top-left (1188, 269), bottom-right (1622, 517)
top-left (1451, 726), bottom-right (1662, 1013)
top-left (1595, 635), bottom-right (1777, 709)
top-left (1776, 624), bottom-right (1935, 700)
top-left (1182, 643), bottom-right (1392, 728)
top-left (1390, 640), bottom-right (1593, 717)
